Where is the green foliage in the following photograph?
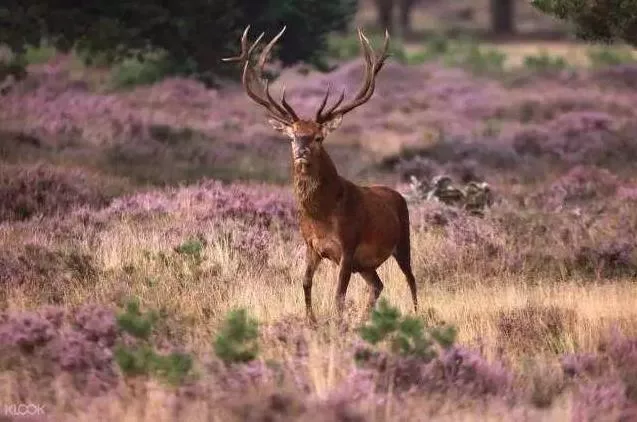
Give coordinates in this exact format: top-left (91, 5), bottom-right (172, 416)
top-left (23, 42), bottom-right (57, 65)
top-left (0, 0), bottom-right (358, 86)
top-left (116, 297), bottom-right (158, 340)
top-left (114, 343), bottom-right (158, 376)
top-left (587, 46), bottom-right (637, 67)
top-left (174, 237), bottom-right (206, 263)
top-left (403, 35), bottom-right (507, 74)
top-left (531, 0), bottom-right (637, 47)
top-left (327, 32), bottom-right (408, 63)
top-left (114, 297), bottom-right (194, 385)
top-left (213, 308), bottom-right (260, 364)
top-left (406, 34), bottom-right (454, 64)
top-left (443, 42), bottom-right (507, 75)
top-left (523, 51), bottom-right (568, 72)
top-left (114, 344), bottom-right (194, 385)
top-left (110, 53), bottom-right (194, 89)
top-left (357, 298), bottom-right (457, 361)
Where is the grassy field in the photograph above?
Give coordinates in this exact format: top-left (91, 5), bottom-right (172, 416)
top-left (1, 7), bottom-right (637, 420)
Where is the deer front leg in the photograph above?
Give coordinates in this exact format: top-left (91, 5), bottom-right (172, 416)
top-left (304, 246), bottom-right (321, 324)
top-left (335, 251), bottom-right (354, 320)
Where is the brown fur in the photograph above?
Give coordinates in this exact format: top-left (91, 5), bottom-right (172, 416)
top-left (277, 121), bottom-right (418, 323)
top-left (224, 26), bottom-right (417, 323)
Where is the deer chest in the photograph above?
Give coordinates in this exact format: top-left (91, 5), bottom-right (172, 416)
top-left (301, 221), bottom-right (343, 263)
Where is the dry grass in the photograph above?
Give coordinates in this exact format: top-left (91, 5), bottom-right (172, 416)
top-left (2, 27), bottom-right (637, 419)
top-left (2, 208), bottom-right (637, 421)
top-left (5, 214), bottom-right (636, 356)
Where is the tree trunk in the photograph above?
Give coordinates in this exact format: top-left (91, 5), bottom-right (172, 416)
top-left (399, 0), bottom-right (417, 36)
top-left (490, 0), bottom-right (515, 35)
top-left (374, 0), bottom-right (394, 35)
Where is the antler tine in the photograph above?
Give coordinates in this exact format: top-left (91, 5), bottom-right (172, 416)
top-left (316, 28), bottom-right (389, 123)
top-left (223, 25), bottom-right (298, 124)
top-left (322, 89), bottom-right (346, 118)
top-left (315, 84), bottom-right (331, 121)
top-left (350, 28), bottom-right (375, 99)
top-left (264, 79), bottom-right (294, 119)
top-left (222, 26), bottom-right (265, 63)
top-left (280, 87), bottom-right (299, 121)
top-left (257, 26), bottom-right (286, 73)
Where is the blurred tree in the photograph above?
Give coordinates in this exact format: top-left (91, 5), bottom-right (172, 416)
top-left (399, 0), bottom-right (419, 34)
top-left (0, 0), bottom-right (358, 86)
top-left (375, 0), bottom-right (395, 34)
top-left (373, 0), bottom-right (421, 36)
top-left (531, 0), bottom-right (637, 46)
top-left (490, 0), bottom-right (516, 35)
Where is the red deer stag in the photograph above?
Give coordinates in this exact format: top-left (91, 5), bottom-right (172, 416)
top-left (223, 26), bottom-right (418, 323)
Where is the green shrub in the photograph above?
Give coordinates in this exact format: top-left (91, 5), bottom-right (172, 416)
top-left (173, 237), bottom-right (206, 265)
top-left (116, 297), bottom-right (158, 340)
top-left (23, 41), bottom-right (57, 65)
top-left (443, 41), bottom-right (506, 75)
top-left (523, 51), bottom-right (568, 72)
top-left (406, 34), bottom-right (452, 64)
top-left (114, 297), bottom-right (194, 385)
top-left (405, 36), bottom-right (506, 74)
top-left (587, 46), bottom-right (637, 68)
top-left (110, 52), bottom-right (195, 89)
top-left (327, 32), bottom-right (408, 63)
top-left (213, 308), bottom-right (260, 363)
top-left (356, 298), bottom-right (457, 361)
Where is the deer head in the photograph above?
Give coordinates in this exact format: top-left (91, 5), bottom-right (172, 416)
top-left (223, 26), bottom-right (390, 174)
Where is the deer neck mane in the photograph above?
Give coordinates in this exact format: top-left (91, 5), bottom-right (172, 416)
top-left (293, 147), bottom-right (342, 219)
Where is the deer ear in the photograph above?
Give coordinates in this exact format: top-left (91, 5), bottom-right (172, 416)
top-left (321, 114), bottom-right (343, 138)
top-left (267, 118), bottom-right (295, 138)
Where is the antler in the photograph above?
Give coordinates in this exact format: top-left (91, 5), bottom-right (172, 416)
top-left (223, 26), bottom-right (299, 125)
top-left (315, 28), bottom-right (390, 124)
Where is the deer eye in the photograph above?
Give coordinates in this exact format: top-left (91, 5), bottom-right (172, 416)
top-left (315, 135), bottom-right (324, 142)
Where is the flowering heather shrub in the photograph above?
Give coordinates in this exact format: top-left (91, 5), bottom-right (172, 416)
top-left (0, 307), bottom-right (60, 353)
top-left (510, 117), bottom-right (636, 167)
top-left (354, 343), bottom-right (514, 400)
top-left (532, 165), bottom-right (621, 211)
top-left (546, 111), bottom-right (636, 163)
top-left (592, 63), bottom-right (637, 89)
top-left (572, 381), bottom-right (637, 422)
top-left (575, 239), bottom-right (637, 278)
top-left (561, 330), bottom-right (637, 420)
top-left (208, 359), bottom-right (277, 394)
top-left (73, 304), bottom-right (118, 345)
top-left (0, 305), bottom-right (119, 394)
top-left (104, 179), bottom-right (297, 229)
top-left (0, 163), bottom-right (118, 222)
top-left (492, 90), bottom-right (635, 123)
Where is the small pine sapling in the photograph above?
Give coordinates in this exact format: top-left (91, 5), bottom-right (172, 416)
top-left (213, 308), bottom-right (260, 363)
top-left (356, 298), bottom-right (457, 363)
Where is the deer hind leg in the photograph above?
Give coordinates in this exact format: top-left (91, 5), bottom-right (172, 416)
top-left (393, 236), bottom-right (418, 313)
top-left (304, 246), bottom-right (321, 324)
top-left (360, 270), bottom-right (384, 321)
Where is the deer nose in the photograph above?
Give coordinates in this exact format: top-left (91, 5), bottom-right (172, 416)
top-left (294, 147), bottom-right (310, 160)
